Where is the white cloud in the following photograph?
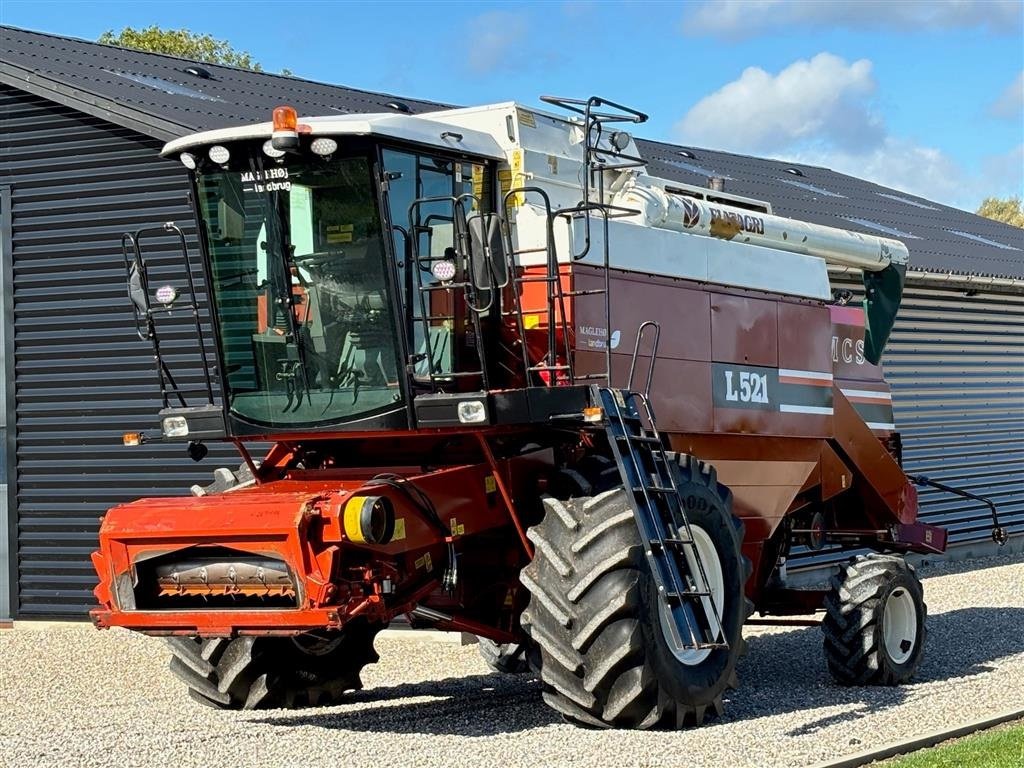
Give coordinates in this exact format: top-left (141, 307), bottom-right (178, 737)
top-left (683, 0), bottom-right (1023, 38)
top-left (990, 71), bottom-right (1024, 119)
top-left (465, 11), bottom-right (529, 74)
top-left (675, 53), bottom-right (1018, 209)
top-left (788, 140), bottom-right (965, 205)
top-left (980, 143), bottom-right (1024, 200)
top-left (676, 53), bottom-right (882, 154)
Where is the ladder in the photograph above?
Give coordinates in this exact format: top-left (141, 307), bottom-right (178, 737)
top-left (596, 385), bottom-right (729, 654)
top-left (497, 95), bottom-right (649, 388)
top-left (499, 186), bottom-right (609, 386)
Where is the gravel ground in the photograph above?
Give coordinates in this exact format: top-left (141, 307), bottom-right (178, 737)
top-left (2, 552), bottom-right (1022, 768)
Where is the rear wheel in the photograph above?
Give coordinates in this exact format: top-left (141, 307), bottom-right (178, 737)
top-left (167, 618), bottom-right (384, 709)
top-left (823, 553), bottom-right (926, 685)
top-left (520, 454), bottom-right (752, 729)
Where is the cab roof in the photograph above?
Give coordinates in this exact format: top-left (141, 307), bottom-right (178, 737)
top-left (161, 112), bottom-right (506, 160)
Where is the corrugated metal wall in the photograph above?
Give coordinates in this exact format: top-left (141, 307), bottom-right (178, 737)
top-left (0, 85), bottom-right (235, 617)
top-left (792, 277), bottom-right (1024, 569)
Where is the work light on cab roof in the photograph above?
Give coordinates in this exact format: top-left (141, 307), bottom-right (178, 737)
top-left (92, 94), bottom-right (1006, 729)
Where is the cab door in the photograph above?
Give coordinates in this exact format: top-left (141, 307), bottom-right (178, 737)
top-left (380, 149), bottom-right (493, 390)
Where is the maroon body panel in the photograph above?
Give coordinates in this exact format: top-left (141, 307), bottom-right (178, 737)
top-left (571, 264), bottom-right (920, 597)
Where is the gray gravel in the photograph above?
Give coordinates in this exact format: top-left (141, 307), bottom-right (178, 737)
top-left (2, 552), bottom-right (1022, 768)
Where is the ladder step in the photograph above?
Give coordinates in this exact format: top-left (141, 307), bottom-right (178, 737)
top-left (664, 590), bottom-right (715, 602)
top-left (649, 537), bottom-right (695, 554)
top-left (632, 485), bottom-right (675, 494)
top-left (514, 275), bottom-right (558, 284)
top-left (615, 433), bottom-right (661, 446)
top-left (528, 364), bottom-right (572, 372)
top-left (421, 282), bottom-right (470, 291)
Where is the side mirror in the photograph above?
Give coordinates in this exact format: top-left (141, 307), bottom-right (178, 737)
top-left (127, 260), bottom-right (151, 316)
top-left (468, 212), bottom-right (507, 290)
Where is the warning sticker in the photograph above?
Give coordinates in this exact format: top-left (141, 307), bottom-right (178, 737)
top-left (414, 552), bottom-right (433, 571)
top-left (326, 223), bottom-right (354, 244)
top-left (509, 150), bottom-right (525, 207)
top-left (484, 475), bottom-right (497, 494)
top-left (448, 517), bottom-right (466, 536)
top-left (392, 518), bottom-right (406, 542)
top-left (516, 108), bottom-right (536, 129)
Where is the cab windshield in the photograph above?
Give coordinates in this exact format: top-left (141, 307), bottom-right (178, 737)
top-left (196, 143), bottom-right (403, 428)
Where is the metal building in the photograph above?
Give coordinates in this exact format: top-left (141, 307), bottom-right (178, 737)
top-left (1, 26), bottom-right (1021, 619)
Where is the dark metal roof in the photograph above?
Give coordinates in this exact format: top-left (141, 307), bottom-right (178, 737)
top-left (0, 26), bottom-right (447, 141)
top-left (3, 24), bottom-right (1022, 280)
top-left (639, 139), bottom-right (1024, 281)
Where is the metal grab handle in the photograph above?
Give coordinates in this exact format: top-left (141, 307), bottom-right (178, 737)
top-left (908, 474), bottom-right (1008, 545)
top-left (627, 321), bottom-right (661, 398)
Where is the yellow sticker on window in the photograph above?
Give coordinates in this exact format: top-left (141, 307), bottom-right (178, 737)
top-left (326, 223), bottom-right (354, 244)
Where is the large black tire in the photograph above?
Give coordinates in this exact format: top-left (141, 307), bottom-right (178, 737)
top-left (477, 637), bottom-right (530, 674)
top-left (167, 619), bottom-right (384, 709)
top-left (823, 553), bottom-right (926, 686)
top-left (520, 454), bottom-right (752, 729)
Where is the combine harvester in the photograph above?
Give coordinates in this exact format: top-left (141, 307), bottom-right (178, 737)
top-left (93, 96), bottom-right (958, 728)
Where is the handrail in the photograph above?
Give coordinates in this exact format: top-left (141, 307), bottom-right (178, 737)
top-left (628, 321), bottom-right (661, 398)
top-left (908, 474), bottom-right (1008, 545)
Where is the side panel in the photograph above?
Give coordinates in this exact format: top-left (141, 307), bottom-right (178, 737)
top-left (572, 265), bottom-right (836, 439)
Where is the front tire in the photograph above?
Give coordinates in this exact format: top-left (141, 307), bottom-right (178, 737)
top-left (823, 553), bottom-right (926, 686)
top-left (520, 454), bottom-right (751, 729)
top-left (167, 618), bottom-right (384, 709)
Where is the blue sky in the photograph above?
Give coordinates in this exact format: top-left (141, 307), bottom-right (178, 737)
top-left (2, 0), bottom-right (1022, 211)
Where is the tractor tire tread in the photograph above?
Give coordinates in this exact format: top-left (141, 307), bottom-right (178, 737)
top-left (521, 453), bottom-right (753, 729)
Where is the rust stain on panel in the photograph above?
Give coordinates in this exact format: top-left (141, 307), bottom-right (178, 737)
top-left (710, 293), bottom-right (779, 367)
top-left (778, 302), bottom-right (832, 373)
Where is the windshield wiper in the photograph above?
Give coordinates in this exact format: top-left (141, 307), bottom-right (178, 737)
top-left (249, 154), bottom-right (313, 410)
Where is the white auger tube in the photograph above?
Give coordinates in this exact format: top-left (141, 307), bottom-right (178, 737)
top-left (612, 180), bottom-right (910, 273)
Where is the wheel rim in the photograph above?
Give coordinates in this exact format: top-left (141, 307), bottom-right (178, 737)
top-left (658, 525), bottom-right (726, 666)
top-left (882, 587), bottom-right (918, 665)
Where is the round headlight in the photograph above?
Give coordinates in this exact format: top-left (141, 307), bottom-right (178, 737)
top-left (310, 137), bottom-right (338, 156)
top-left (155, 285), bottom-right (178, 305)
top-left (262, 139), bottom-right (285, 159)
top-left (179, 152), bottom-right (197, 170)
top-left (208, 145), bottom-right (230, 164)
top-left (430, 259), bottom-right (457, 282)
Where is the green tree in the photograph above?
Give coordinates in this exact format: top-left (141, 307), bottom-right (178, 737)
top-left (976, 196), bottom-right (1024, 228)
top-left (98, 26), bottom-right (292, 74)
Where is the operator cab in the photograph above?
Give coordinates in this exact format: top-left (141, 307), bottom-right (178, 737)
top-left (138, 108), bottom-right (511, 440)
